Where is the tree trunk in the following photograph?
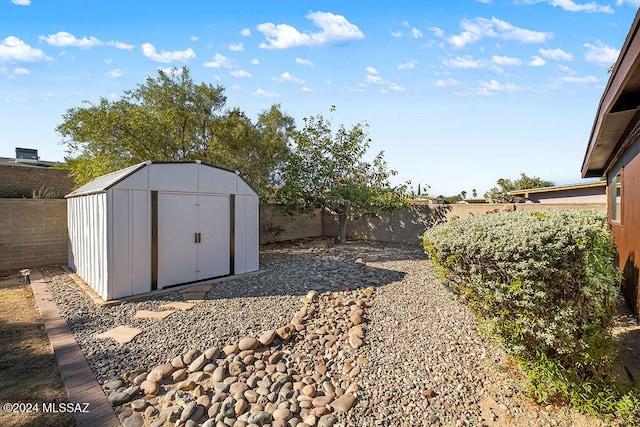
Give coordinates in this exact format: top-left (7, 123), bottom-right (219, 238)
top-left (337, 211), bottom-right (347, 244)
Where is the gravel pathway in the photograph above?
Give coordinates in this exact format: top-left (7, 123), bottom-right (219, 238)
top-left (41, 241), bottom-right (607, 427)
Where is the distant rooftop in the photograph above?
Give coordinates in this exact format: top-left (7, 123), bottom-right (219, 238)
top-left (510, 179), bottom-right (605, 196)
top-left (0, 156), bottom-right (62, 168)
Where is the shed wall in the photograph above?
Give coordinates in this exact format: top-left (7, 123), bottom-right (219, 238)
top-left (68, 194), bottom-right (108, 299)
top-left (109, 189), bottom-right (151, 299)
top-left (69, 162), bottom-right (259, 300)
top-left (234, 195), bottom-right (259, 273)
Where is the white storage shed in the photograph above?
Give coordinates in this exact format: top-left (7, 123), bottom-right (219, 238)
top-left (66, 161), bottom-right (259, 301)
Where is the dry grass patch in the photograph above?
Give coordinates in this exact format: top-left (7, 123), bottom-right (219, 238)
top-left (0, 271), bottom-right (77, 427)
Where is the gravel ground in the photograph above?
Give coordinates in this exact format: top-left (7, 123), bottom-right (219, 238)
top-left (41, 241), bottom-right (610, 427)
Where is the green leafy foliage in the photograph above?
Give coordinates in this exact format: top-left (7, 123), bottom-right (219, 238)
top-left (57, 67), bottom-right (294, 197)
top-left (422, 210), bottom-right (639, 421)
top-left (484, 172), bottom-right (554, 203)
top-left (276, 107), bottom-right (411, 243)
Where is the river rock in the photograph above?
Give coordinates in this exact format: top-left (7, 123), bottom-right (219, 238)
top-left (239, 337), bottom-right (259, 351)
top-left (140, 380), bottom-right (159, 395)
top-left (259, 330), bottom-right (277, 346)
top-left (331, 393), bottom-right (357, 412)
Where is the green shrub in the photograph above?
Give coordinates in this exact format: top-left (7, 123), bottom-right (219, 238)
top-left (422, 209), bottom-right (619, 378)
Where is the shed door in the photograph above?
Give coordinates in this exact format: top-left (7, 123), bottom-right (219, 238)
top-left (157, 193), bottom-right (230, 289)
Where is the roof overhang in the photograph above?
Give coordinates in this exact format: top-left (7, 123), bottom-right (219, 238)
top-left (510, 181), bottom-right (606, 198)
top-left (582, 9), bottom-right (640, 178)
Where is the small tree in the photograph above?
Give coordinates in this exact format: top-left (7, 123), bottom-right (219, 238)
top-left (277, 107), bottom-right (411, 244)
top-left (484, 173), bottom-right (553, 203)
top-left (57, 67), bottom-right (294, 195)
top-left (472, 188), bottom-right (477, 199)
top-left (460, 190), bottom-right (467, 200)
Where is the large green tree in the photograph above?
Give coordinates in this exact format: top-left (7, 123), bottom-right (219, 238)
top-left (276, 107), bottom-right (411, 244)
top-left (484, 173), bottom-right (554, 203)
top-left (57, 67), bottom-right (294, 196)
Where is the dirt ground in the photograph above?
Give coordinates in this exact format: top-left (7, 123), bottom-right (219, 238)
top-left (0, 270), bottom-right (77, 427)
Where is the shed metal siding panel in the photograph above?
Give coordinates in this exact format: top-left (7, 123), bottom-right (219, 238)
top-left (148, 163), bottom-right (198, 192)
top-left (198, 164), bottom-right (238, 194)
top-left (68, 193), bottom-right (108, 300)
top-left (110, 189), bottom-right (152, 299)
top-left (234, 195), bottom-right (259, 274)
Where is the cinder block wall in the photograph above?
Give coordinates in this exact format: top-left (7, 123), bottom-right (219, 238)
top-left (0, 199), bottom-right (68, 271)
top-left (322, 203), bottom-right (608, 245)
top-left (0, 165), bottom-right (74, 198)
top-left (0, 200), bottom-right (607, 271)
top-left (259, 204), bottom-right (322, 244)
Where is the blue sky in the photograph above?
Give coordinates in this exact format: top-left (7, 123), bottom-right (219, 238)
top-left (1, 0), bottom-right (638, 196)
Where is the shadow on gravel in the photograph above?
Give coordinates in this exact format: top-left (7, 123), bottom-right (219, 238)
top-left (198, 240), bottom-right (419, 301)
top-left (42, 241), bottom-right (425, 305)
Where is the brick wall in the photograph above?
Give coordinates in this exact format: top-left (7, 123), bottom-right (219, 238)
top-left (0, 199), bottom-right (68, 271)
top-left (0, 164), bottom-right (75, 198)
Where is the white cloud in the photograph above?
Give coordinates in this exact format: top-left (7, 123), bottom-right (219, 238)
top-left (230, 70), bottom-right (252, 78)
top-left (203, 53), bottom-right (236, 68)
top-left (398, 60), bottom-right (417, 70)
top-left (477, 0), bottom-right (492, 3)
top-left (141, 43), bottom-right (195, 63)
top-left (538, 47), bottom-right (573, 61)
top-left (435, 78), bottom-right (458, 87)
top-left (492, 55), bottom-right (522, 66)
top-left (549, 0), bottom-right (613, 13)
top-left (392, 22), bottom-right (423, 38)
top-left (296, 57), bottom-right (314, 66)
top-left (444, 55), bottom-right (484, 68)
top-left (366, 66), bottom-right (378, 74)
top-left (229, 43), bottom-right (243, 52)
top-left (411, 28), bottom-right (423, 38)
top-left (11, 0), bottom-right (30, 5)
top-left (475, 79), bottom-right (522, 95)
top-left (273, 72), bottom-right (305, 84)
top-left (365, 74), bottom-right (405, 92)
top-left (302, 87), bottom-right (314, 92)
top-left (251, 58), bottom-right (259, 65)
top-left (107, 69), bottom-right (123, 78)
top-left (240, 28), bottom-right (251, 37)
top-left (13, 67), bottom-right (29, 75)
top-left (257, 11), bottom-right (364, 49)
top-left (429, 27), bottom-right (445, 38)
top-left (190, 35), bottom-right (199, 42)
top-left (253, 88), bottom-right (280, 97)
top-left (38, 32), bottom-right (134, 51)
top-left (0, 36), bottom-right (52, 62)
top-left (583, 41), bottom-right (619, 66)
top-left (561, 75), bottom-right (598, 83)
top-left (617, 0), bottom-right (640, 5)
top-left (107, 41), bottom-right (135, 50)
top-left (448, 17), bottom-right (552, 48)
top-left (39, 32), bottom-right (100, 48)
top-left (529, 55), bottom-right (546, 66)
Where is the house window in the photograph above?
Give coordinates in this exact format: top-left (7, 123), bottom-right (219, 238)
top-left (611, 173), bottom-right (622, 223)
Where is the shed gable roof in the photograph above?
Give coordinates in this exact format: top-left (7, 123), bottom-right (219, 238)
top-left (66, 161), bottom-right (257, 198)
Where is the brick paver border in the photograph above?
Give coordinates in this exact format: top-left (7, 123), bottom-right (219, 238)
top-left (31, 270), bottom-right (121, 427)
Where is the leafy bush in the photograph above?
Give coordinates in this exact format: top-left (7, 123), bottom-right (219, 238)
top-left (423, 209), bottom-right (620, 372)
top-left (422, 210), bottom-right (640, 420)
